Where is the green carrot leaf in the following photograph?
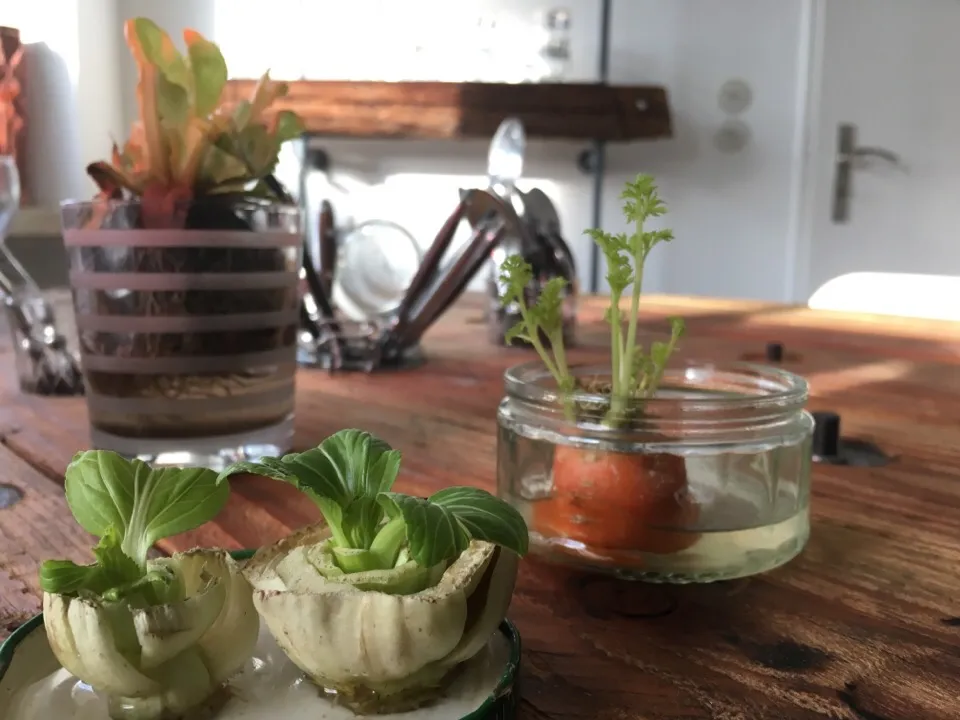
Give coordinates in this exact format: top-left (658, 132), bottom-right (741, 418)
top-left (639, 228), bottom-right (675, 257)
top-left (648, 341), bottom-right (672, 370)
top-left (528, 276), bottom-right (568, 338)
top-left (587, 228), bottom-right (632, 296)
top-left (668, 315), bottom-right (686, 339)
top-left (621, 174), bottom-right (667, 223)
top-left (650, 318), bottom-right (685, 369)
top-left (498, 254), bottom-right (532, 306)
top-left (498, 254), bottom-right (572, 394)
top-left (503, 319), bottom-right (530, 346)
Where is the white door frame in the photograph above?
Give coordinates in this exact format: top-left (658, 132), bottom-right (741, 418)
top-left (786, 0), bottom-right (828, 304)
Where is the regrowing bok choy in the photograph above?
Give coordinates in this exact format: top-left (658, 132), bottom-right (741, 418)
top-left (217, 429), bottom-right (528, 713)
top-left (39, 451), bottom-right (256, 720)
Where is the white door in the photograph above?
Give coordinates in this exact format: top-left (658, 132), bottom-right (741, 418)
top-left (796, 0), bottom-right (960, 316)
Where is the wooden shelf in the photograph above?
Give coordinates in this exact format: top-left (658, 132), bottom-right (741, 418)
top-left (223, 80), bottom-right (672, 142)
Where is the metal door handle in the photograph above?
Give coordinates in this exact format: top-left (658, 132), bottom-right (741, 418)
top-left (832, 123), bottom-right (903, 223)
top-left (841, 146), bottom-right (902, 166)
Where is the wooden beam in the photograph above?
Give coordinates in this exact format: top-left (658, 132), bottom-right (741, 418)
top-left (223, 80), bottom-right (673, 142)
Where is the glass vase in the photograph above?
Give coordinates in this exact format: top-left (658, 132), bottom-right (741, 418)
top-left (496, 361), bottom-right (814, 583)
top-left (60, 197), bottom-right (302, 468)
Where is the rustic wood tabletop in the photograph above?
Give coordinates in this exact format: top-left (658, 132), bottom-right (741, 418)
top-left (1, 292), bottom-right (959, 719)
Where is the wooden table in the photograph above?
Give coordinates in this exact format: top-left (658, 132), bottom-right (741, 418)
top-left (2, 293), bottom-right (960, 719)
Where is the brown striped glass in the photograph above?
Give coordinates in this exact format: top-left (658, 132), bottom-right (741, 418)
top-left (60, 198), bottom-right (302, 467)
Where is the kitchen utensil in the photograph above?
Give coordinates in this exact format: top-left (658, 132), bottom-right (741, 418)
top-left (480, 121), bottom-right (577, 348)
top-left (318, 199), bottom-right (337, 298)
top-left (390, 189), bottom-right (531, 351)
top-left (520, 188), bottom-right (560, 235)
top-left (395, 219), bottom-right (507, 349)
top-left (521, 187), bottom-right (578, 287)
top-left (390, 196), bottom-right (469, 343)
top-left (297, 186), bottom-right (528, 373)
top-left (487, 118), bottom-right (525, 202)
top-left (0, 156), bottom-right (83, 395)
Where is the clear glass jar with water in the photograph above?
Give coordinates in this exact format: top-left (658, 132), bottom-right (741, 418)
top-left (496, 361), bottom-right (814, 583)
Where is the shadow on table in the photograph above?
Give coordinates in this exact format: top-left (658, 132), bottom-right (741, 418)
top-left (511, 517), bottom-right (924, 718)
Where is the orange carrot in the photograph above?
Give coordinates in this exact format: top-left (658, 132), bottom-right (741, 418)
top-left (498, 176), bottom-right (696, 569)
top-left (533, 445), bottom-right (700, 558)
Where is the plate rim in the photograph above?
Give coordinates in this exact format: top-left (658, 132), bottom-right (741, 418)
top-left (0, 549), bottom-right (521, 720)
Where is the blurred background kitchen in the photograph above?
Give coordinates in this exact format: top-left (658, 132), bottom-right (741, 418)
top-left (3, 0), bottom-right (957, 319)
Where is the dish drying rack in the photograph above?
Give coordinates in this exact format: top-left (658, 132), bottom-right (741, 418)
top-left (297, 187), bottom-right (530, 372)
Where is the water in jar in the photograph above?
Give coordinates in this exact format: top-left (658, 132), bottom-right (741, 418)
top-left (497, 424), bottom-right (812, 583)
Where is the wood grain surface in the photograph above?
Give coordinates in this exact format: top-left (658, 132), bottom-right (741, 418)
top-left (222, 80), bottom-right (673, 141)
top-left (0, 443), bottom-right (94, 637)
top-left (1, 293), bottom-right (960, 719)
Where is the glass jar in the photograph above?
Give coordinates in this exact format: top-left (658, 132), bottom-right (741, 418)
top-left (60, 197), bottom-right (302, 469)
top-left (496, 361), bottom-right (814, 583)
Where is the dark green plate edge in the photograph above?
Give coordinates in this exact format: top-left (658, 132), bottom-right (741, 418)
top-left (0, 549), bottom-right (520, 720)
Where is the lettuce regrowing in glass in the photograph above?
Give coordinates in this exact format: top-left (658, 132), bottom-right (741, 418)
top-left (39, 451), bottom-right (257, 720)
top-left (218, 429), bottom-right (527, 713)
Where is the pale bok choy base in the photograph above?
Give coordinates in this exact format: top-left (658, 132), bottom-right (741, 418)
top-left (219, 429), bottom-right (529, 715)
top-left (39, 451), bottom-right (258, 720)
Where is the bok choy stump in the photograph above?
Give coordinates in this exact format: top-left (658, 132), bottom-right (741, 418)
top-left (39, 451), bottom-right (257, 720)
top-left (219, 429), bottom-right (529, 714)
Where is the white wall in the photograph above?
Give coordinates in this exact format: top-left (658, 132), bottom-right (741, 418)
top-left (200, 0), bottom-right (814, 301)
top-left (10, 0), bottom-right (812, 302)
top-left (611, 1), bottom-right (810, 300)
top-left (1, 1), bottom-right (126, 204)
